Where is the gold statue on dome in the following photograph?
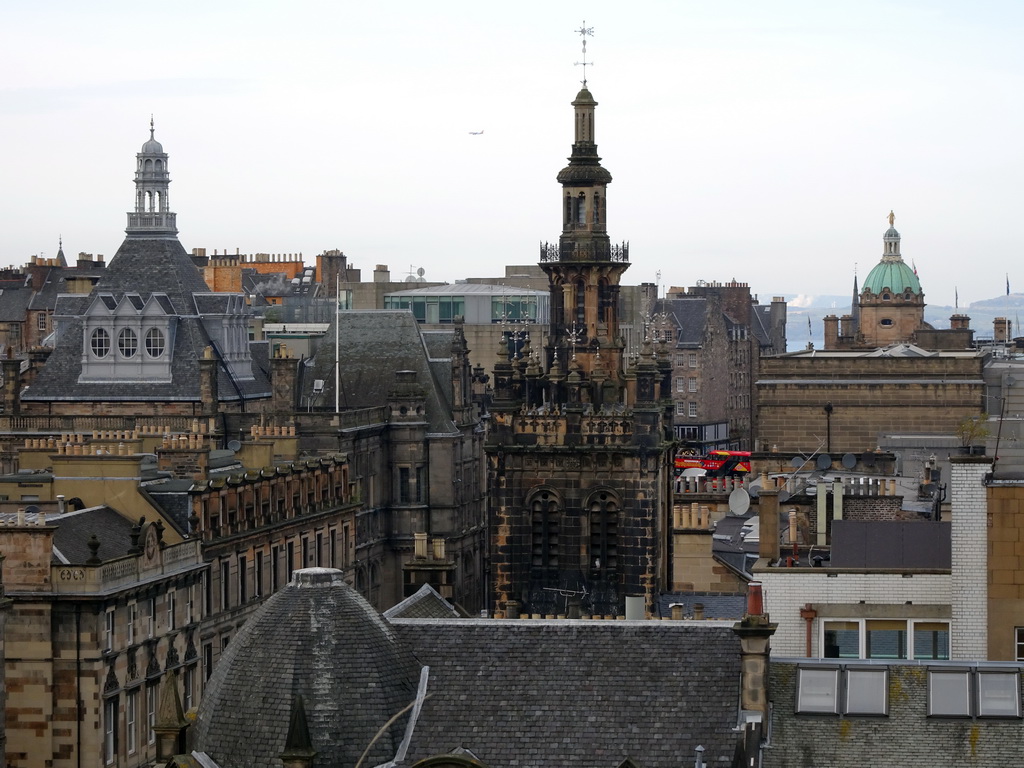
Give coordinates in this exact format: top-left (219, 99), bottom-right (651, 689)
top-left (888, 210), bottom-right (895, 228)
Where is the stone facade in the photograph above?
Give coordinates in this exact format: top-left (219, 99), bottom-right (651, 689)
top-left (984, 476), bottom-right (1024, 661)
top-left (486, 83), bottom-right (674, 619)
top-left (661, 283), bottom-right (786, 450)
top-left (756, 352), bottom-right (985, 453)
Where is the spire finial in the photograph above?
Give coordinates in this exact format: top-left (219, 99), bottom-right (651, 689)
top-left (150, 115), bottom-right (155, 140)
top-left (888, 210), bottom-right (895, 228)
top-left (574, 21), bottom-right (595, 87)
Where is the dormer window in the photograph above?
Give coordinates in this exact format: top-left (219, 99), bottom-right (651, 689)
top-left (882, 293), bottom-right (891, 301)
top-left (91, 329), bottom-right (110, 358)
top-left (145, 328), bottom-right (166, 358)
top-left (118, 328), bottom-right (138, 358)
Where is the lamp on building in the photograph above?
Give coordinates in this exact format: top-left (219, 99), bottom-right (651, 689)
top-left (823, 402), bottom-right (833, 453)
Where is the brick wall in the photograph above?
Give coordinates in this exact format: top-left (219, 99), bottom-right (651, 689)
top-left (759, 569), bottom-right (950, 657)
top-left (950, 456), bottom-right (992, 659)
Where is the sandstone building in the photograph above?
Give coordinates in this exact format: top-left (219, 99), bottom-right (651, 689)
top-left (486, 82), bottom-right (675, 619)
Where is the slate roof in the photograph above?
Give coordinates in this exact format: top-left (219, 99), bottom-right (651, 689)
top-left (29, 265), bottom-right (106, 312)
top-left (656, 592), bottom-right (747, 621)
top-left (0, 287), bottom-right (33, 323)
top-left (301, 311), bottom-right (459, 434)
top-left (0, 505), bottom-right (136, 564)
top-left (192, 568), bottom-right (747, 768)
top-left (829, 520), bottom-right (951, 569)
top-left (383, 584), bottom-right (463, 620)
top-left (393, 619), bottom-right (743, 768)
top-left (24, 237), bottom-right (271, 403)
top-left (665, 297), bottom-right (708, 348)
top-left (192, 568), bottom-right (421, 768)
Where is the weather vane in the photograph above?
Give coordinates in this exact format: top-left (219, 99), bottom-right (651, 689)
top-left (574, 21), bottom-right (594, 87)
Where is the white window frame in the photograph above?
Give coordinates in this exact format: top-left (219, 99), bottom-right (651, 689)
top-left (845, 667), bottom-right (888, 715)
top-left (796, 667), bottom-right (839, 714)
top-left (104, 698), bottom-right (117, 764)
top-left (688, 376), bottom-right (698, 393)
top-left (820, 618), bottom-right (950, 660)
top-left (688, 402), bottom-right (697, 418)
top-left (167, 589), bottom-right (176, 631)
top-left (127, 689), bottom-right (138, 754)
top-left (186, 584), bottom-right (195, 625)
top-left (688, 353), bottom-right (697, 368)
top-left (147, 685), bottom-right (157, 744)
top-left (104, 608), bottom-right (115, 652)
top-left (675, 378), bottom-right (686, 393)
top-left (797, 665), bottom-right (888, 716)
top-left (127, 602), bottom-right (137, 646)
top-left (977, 671), bottom-right (1022, 718)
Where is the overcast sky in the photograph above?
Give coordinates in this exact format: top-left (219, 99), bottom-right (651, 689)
top-left (4, 1), bottom-right (1022, 310)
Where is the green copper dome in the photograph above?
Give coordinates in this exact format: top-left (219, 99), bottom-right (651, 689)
top-left (863, 216), bottom-right (921, 295)
top-left (863, 258), bottom-right (921, 295)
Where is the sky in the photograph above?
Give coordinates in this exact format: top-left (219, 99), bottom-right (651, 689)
top-left (3, 1), bottom-right (1023, 310)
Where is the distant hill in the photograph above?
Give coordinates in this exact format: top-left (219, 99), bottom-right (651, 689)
top-left (778, 293), bottom-right (1024, 352)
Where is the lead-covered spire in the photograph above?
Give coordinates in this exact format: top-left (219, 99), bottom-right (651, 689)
top-left (126, 118), bottom-right (178, 238)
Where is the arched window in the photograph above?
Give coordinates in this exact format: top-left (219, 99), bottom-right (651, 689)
top-left (588, 490), bottom-right (619, 577)
top-left (144, 158), bottom-right (153, 172)
top-left (145, 327), bottom-right (166, 358)
top-left (576, 193), bottom-right (586, 225)
top-left (155, 159), bottom-right (163, 171)
top-left (882, 293), bottom-right (891, 301)
top-left (593, 193), bottom-right (601, 225)
top-left (575, 280), bottom-right (586, 327)
top-left (565, 194), bottom-right (572, 227)
top-left (91, 328), bottom-right (110, 358)
top-left (529, 490), bottom-right (560, 573)
top-left (118, 328), bottom-right (138, 358)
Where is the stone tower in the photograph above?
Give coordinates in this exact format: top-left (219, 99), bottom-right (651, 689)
top-left (127, 118), bottom-right (178, 238)
top-left (487, 82), bottom-right (673, 619)
top-left (823, 212), bottom-right (929, 350)
top-left (857, 212), bottom-right (926, 346)
top-left (539, 85), bottom-right (629, 403)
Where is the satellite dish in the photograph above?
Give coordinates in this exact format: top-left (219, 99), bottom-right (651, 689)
top-left (922, 483), bottom-right (937, 496)
top-left (779, 490), bottom-right (792, 503)
top-left (227, 440), bottom-right (242, 452)
top-left (24, 505), bottom-right (40, 515)
top-left (816, 454), bottom-right (832, 471)
top-left (842, 452), bottom-right (857, 469)
top-left (728, 488), bottom-right (751, 516)
top-left (747, 481), bottom-right (760, 499)
top-left (789, 456), bottom-right (805, 468)
top-left (405, 275), bottom-right (416, 282)
top-left (861, 452), bottom-right (877, 467)
top-left (417, 267), bottom-right (425, 277)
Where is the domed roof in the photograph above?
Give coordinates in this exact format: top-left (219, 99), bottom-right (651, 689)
top-left (863, 258), bottom-right (921, 295)
top-left (141, 136), bottom-right (164, 154)
top-left (191, 568), bottom-right (421, 768)
top-left (141, 119), bottom-right (164, 154)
